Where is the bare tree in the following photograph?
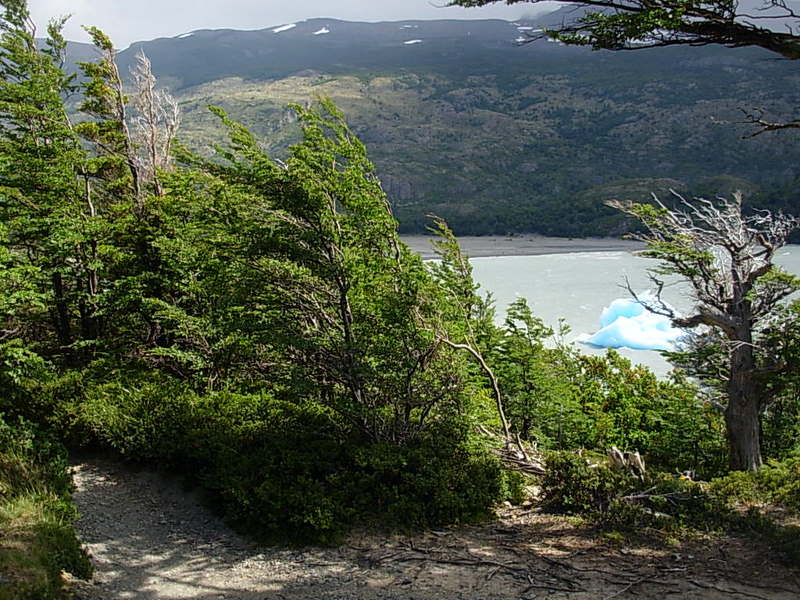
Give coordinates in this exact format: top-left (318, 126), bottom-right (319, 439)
top-left (609, 191), bottom-right (799, 470)
top-left (80, 31), bottom-right (180, 207)
top-left (130, 50), bottom-right (180, 197)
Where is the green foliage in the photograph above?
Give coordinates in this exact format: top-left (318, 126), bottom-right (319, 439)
top-left (68, 378), bottom-right (515, 544)
top-left (540, 451), bottom-right (731, 532)
top-left (710, 455), bottom-right (800, 511)
top-left (492, 310), bottom-right (726, 477)
top-left (0, 415), bottom-right (92, 598)
top-left (541, 449), bottom-right (800, 563)
top-left (1, 12), bottom-right (513, 545)
top-left (540, 451), bottom-right (634, 514)
top-left (76, 373), bottom-right (197, 460)
top-left (166, 100), bottom-right (478, 444)
top-left (2, 0), bottom-right (798, 557)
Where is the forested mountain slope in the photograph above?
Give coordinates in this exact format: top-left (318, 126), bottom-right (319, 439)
top-left (68, 12), bottom-right (800, 235)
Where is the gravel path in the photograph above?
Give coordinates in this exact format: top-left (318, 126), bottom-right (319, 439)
top-left (70, 455), bottom-right (800, 600)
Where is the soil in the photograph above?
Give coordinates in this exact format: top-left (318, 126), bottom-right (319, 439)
top-left (69, 455), bottom-right (800, 600)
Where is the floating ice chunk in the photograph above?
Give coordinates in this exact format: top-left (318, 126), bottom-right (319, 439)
top-left (313, 27), bottom-right (330, 35)
top-left (402, 24), bottom-right (419, 29)
top-left (599, 298), bottom-right (645, 328)
top-left (404, 39), bottom-right (423, 45)
top-left (515, 36), bottom-right (528, 43)
top-left (582, 294), bottom-right (685, 351)
top-left (273, 24), bottom-right (297, 33)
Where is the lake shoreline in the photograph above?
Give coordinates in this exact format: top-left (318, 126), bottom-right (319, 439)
top-left (401, 234), bottom-right (646, 260)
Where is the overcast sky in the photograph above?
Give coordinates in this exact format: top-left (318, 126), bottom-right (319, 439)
top-left (28, 1), bottom-right (560, 48)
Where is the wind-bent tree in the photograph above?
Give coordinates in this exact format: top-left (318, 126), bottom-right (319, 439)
top-left (451, 1), bottom-right (800, 134)
top-left (610, 192), bottom-right (799, 470)
top-left (165, 100), bottom-right (475, 443)
top-left (0, 4), bottom-right (92, 362)
top-left (0, 0), bottom-right (182, 369)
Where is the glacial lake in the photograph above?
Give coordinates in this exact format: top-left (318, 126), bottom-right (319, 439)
top-left (466, 244), bottom-right (800, 376)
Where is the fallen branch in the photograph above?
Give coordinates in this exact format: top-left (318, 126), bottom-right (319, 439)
top-left (379, 544), bottom-right (584, 593)
top-left (476, 425), bottom-right (546, 476)
top-left (603, 576), bottom-right (654, 600)
top-left (688, 579), bottom-right (773, 600)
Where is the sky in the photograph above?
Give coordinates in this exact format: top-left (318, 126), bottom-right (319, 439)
top-left (27, 1), bottom-right (560, 48)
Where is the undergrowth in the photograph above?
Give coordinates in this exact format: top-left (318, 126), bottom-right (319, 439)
top-left (0, 416), bottom-right (92, 599)
top-left (68, 378), bottom-right (524, 544)
top-left (540, 451), bottom-right (800, 563)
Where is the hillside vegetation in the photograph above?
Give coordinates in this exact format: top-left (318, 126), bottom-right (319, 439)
top-left (82, 14), bottom-right (800, 236)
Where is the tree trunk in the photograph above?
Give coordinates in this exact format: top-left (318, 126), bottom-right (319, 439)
top-left (725, 395), bottom-right (762, 471)
top-left (51, 272), bottom-right (72, 349)
top-left (725, 339), bottom-right (763, 471)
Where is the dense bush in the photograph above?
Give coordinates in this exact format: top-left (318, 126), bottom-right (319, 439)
top-left (75, 372), bottom-right (198, 461)
top-left (70, 380), bottom-right (519, 544)
top-left (493, 302), bottom-right (727, 478)
top-left (0, 416), bottom-right (92, 599)
top-left (540, 451), bottom-right (730, 531)
top-left (539, 451), bottom-right (635, 514)
top-left (540, 449), bottom-right (800, 564)
top-left (710, 455), bottom-right (800, 511)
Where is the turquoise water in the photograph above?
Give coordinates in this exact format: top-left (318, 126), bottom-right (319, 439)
top-left (470, 246), bottom-right (800, 376)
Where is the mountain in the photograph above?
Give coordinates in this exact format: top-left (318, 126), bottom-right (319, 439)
top-left (64, 16), bottom-right (800, 236)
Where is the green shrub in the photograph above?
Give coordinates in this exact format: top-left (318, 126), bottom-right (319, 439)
top-left (75, 373), bottom-right (198, 460)
top-left (540, 451), bottom-right (635, 514)
top-left (0, 340), bottom-right (55, 426)
top-left (69, 379), bottom-right (517, 544)
top-left (710, 455), bottom-right (800, 511)
top-left (194, 402), bottom-right (517, 543)
top-left (348, 421), bottom-right (519, 528)
top-left (539, 451), bottom-right (730, 532)
top-left (494, 331), bottom-right (728, 479)
top-left (0, 416), bottom-right (92, 599)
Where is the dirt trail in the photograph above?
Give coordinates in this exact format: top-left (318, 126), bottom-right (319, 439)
top-left (70, 455), bottom-right (800, 599)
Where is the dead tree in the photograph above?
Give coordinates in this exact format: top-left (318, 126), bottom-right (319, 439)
top-left (130, 50), bottom-right (180, 197)
top-left (609, 192), bottom-right (799, 471)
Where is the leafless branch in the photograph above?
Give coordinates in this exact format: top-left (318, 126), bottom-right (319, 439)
top-left (130, 50), bottom-right (180, 197)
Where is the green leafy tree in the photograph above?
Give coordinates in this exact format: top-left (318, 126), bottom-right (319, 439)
top-left (166, 100), bottom-right (472, 443)
top-left (492, 297), bottom-right (568, 443)
top-left (74, 27), bottom-right (182, 361)
top-left (0, 2), bottom-right (92, 362)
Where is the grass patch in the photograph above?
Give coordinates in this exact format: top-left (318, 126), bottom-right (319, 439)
top-left (0, 417), bottom-right (91, 599)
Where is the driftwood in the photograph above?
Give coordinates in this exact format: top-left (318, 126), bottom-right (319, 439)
top-left (477, 425), bottom-right (546, 476)
top-left (607, 446), bottom-right (646, 479)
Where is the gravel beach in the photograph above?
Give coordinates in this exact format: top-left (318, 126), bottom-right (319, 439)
top-left (401, 235), bottom-right (645, 260)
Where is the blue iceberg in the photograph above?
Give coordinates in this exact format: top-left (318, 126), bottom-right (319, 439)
top-left (582, 295), bottom-right (684, 351)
